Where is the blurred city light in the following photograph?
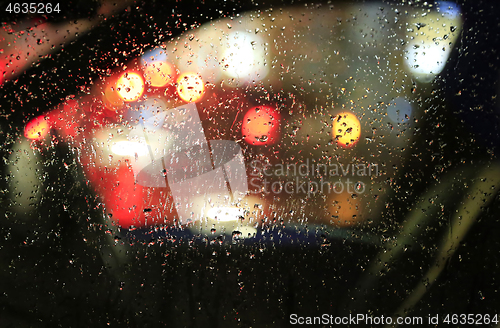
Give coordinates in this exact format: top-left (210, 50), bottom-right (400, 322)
top-left (24, 115), bottom-right (49, 140)
top-left (242, 106), bottom-right (281, 146)
top-left (111, 141), bottom-right (150, 157)
top-left (436, 1), bottom-right (461, 18)
top-left (404, 1), bottom-right (462, 82)
top-left (117, 72), bottom-right (145, 102)
top-left (328, 191), bottom-right (362, 227)
top-left (102, 77), bottom-right (125, 110)
top-left (176, 72), bottom-right (205, 102)
top-left (332, 112), bottom-right (361, 147)
top-left (0, 60), bottom-right (6, 86)
top-left (141, 47), bottom-right (168, 64)
top-left (143, 61), bottom-right (175, 88)
top-left (8, 140), bottom-right (43, 215)
top-left (222, 32), bottom-right (268, 83)
top-left (207, 206), bottom-right (244, 222)
top-left (13, 2), bottom-right (465, 235)
top-left (141, 48), bottom-right (175, 88)
top-left (387, 97), bottom-right (412, 123)
top-left (126, 97), bottom-right (168, 128)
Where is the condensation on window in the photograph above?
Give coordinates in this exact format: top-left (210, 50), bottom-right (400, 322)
top-left (2, 1), bottom-right (500, 326)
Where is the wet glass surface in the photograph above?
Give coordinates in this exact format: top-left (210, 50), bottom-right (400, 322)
top-left (1, 0), bottom-right (500, 326)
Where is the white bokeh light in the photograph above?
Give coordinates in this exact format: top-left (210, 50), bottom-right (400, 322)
top-left (207, 206), bottom-right (244, 222)
top-left (222, 32), bottom-right (268, 83)
top-left (111, 141), bottom-right (150, 157)
top-left (405, 43), bottom-right (451, 82)
top-left (404, 1), bottom-right (462, 82)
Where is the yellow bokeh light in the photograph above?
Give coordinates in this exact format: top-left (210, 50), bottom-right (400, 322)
top-left (332, 112), bottom-right (361, 147)
top-left (143, 61), bottom-right (174, 87)
top-left (176, 72), bottom-right (205, 102)
top-left (25, 115), bottom-right (49, 140)
top-left (116, 72), bottom-right (145, 102)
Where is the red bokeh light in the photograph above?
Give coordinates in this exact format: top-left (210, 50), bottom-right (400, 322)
top-left (0, 59), bottom-right (8, 86)
top-left (242, 105), bottom-right (281, 146)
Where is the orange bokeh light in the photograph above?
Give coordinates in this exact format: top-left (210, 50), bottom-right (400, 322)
top-left (331, 112), bottom-right (361, 147)
top-left (103, 78), bottom-right (125, 110)
top-left (328, 191), bottom-right (362, 227)
top-left (25, 115), bottom-right (49, 140)
top-left (143, 60), bottom-right (175, 87)
top-left (116, 72), bottom-right (145, 102)
top-left (242, 106), bottom-right (281, 146)
top-left (176, 72), bottom-right (205, 102)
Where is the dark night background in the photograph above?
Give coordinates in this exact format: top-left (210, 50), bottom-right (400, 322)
top-left (1, 0), bottom-right (500, 327)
